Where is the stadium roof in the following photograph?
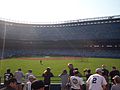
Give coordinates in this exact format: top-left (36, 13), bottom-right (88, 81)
top-left (0, 15), bottom-right (120, 24)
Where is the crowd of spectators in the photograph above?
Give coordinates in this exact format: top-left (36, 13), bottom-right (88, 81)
top-left (1, 64), bottom-right (120, 90)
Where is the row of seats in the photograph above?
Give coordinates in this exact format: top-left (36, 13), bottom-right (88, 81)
top-left (0, 19), bottom-right (120, 58)
top-left (0, 20), bottom-right (120, 41)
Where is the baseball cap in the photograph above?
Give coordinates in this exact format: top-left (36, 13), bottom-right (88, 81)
top-left (28, 75), bottom-right (36, 79)
top-left (95, 68), bottom-right (103, 73)
top-left (47, 67), bottom-right (51, 70)
top-left (31, 80), bottom-right (44, 89)
top-left (112, 75), bottom-right (120, 79)
top-left (73, 70), bottom-right (79, 75)
top-left (112, 75), bottom-right (120, 83)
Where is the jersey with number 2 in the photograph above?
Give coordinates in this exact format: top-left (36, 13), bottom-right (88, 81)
top-left (86, 74), bottom-right (107, 90)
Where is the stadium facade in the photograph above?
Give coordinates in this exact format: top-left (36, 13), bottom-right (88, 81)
top-left (0, 15), bottom-right (120, 58)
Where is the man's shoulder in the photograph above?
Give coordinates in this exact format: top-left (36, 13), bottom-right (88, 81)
top-left (91, 74), bottom-right (104, 78)
top-left (111, 84), bottom-right (120, 89)
top-left (89, 74), bottom-right (97, 77)
top-left (70, 76), bottom-right (75, 78)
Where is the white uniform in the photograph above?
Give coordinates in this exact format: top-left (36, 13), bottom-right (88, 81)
top-left (86, 74), bottom-right (107, 90)
top-left (70, 76), bottom-right (84, 90)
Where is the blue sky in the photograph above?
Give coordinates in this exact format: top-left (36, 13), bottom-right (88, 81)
top-left (0, 0), bottom-right (120, 23)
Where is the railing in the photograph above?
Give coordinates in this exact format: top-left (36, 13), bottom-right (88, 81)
top-left (0, 76), bottom-right (85, 84)
top-left (0, 75), bottom-right (112, 84)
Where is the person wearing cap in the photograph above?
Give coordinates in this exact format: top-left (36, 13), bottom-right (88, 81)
top-left (42, 67), bottom-right (54, 90)
top-left (111, 75), bottom-right (120, 90)
top-left (25, 69), bottom-right (34, 82)
top-left (101, 64), bottom-right (109, 81)
top-left (84, 68), bottom-right (92, 80)
top-left (69, 70), bottom-right (84, 90)
top-left (31, 80), bottom-right (44, 90)
top-left (68, 63), bottom-right (74, 76)
top-left (59, 69), bottom-right (69, 90)
top-left (86, 68), bottom-right (107, 90)
top-left (24, 75), bottom-right (36, 90)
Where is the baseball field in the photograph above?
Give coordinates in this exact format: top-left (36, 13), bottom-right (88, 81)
top-left (0, 57), bottom-right (120, 83)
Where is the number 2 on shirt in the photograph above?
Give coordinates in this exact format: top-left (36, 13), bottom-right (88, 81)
top-left (92, 77), bottom-right (97, 83)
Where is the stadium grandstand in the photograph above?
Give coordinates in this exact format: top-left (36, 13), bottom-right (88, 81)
top-left (0, 15), bottom-right (120, 59)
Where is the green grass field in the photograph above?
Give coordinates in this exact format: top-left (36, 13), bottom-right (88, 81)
top-left (0, 57), bottom-right (120, 82)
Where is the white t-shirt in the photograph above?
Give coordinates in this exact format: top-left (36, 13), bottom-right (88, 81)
top-left (70, 76), bottom-right (84, 90)
top-left (86, 74), bottom-right (107, 90)
top-left (23, 81), bottom-right (32, 90)
top-left (25, 73), bottom-right (34, 82)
